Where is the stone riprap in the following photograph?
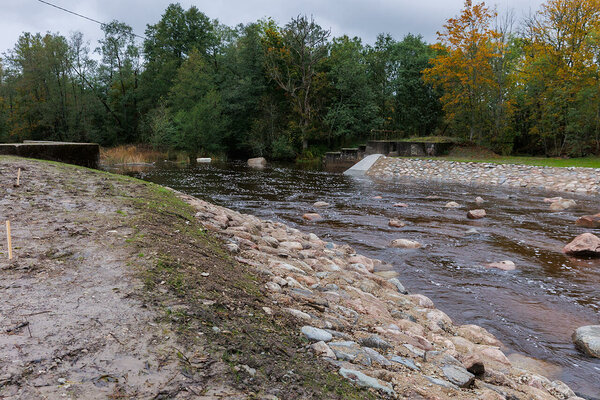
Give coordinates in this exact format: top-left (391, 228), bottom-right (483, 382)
top-left (175, 190), bottom-right (581, 400)
top-left (366, 157), bottom-right (600, 195)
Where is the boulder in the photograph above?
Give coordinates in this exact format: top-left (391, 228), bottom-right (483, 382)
top-left (461, 354), bottom-right (485, 376)
top-left (445, 201), bottom-right (461, 208)
top-left (302, 213), bottom-right (322, 221)
top-left (485, 260), bottom-right (516, 271)
top-left (311, 341), bottom-right (336, 358)
top-left (358, 335), bottom-right (392, 350)
top-left (563, 233), bottom-right (600, 257)
top-left (467, 209), bottom-right (486, 219)
top-left (441, 365), bottom-right (475, 388)
top-left (339, 368), bottom-right (395, 395)
top-left (247, 157), bottom-right (267, 168)
top-left (388, 219), bottom-right (406, 228)
top-left (475, 196), bottom-right (485, 204)
top-left (372, 195), bottom-right (383, 200)
top-left (573, 325), bottom-right (600, 357)
top-left (393, 202), bottom-right (408, 207)
top-left (549, 198), bottom-right (576, 211)
top-left (390, 239), bottom-right (421, 249)
top-left (301, 326), bottom-right (333, 342)
top-left (313, 201), bottom-right (330, 208)
top-left (575, 214), bottom-right (600, 228)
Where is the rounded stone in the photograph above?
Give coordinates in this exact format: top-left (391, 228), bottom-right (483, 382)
top-left (467, 209), bottom-right (486, 219)
top-left (301, 326), bottom-right (333, 342)
top-left (573, 325), bottom-right (600, 357)
top-left (390, 239), bottom-right (421, 249)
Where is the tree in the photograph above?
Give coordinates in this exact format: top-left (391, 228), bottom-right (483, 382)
top-left (521, 0), bottom-right (600, 155)
top-left (141, 3), bottom-right (214, 109)
top-left (392, 34), bottom-right (443, 136)
top-left (97, 21), bottom-right (141, 144)
top-left (365, 34), bottom-right (398, 130)
top-left (168, 50), bottom-right (226, 161)
top-left (264, 15), bottom-right (330, 149)
top-left (423, 0), bottom-right (500, 143)
top-left (324, 35), bottom-right (379, 142)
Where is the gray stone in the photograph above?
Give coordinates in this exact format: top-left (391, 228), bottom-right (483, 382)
top-left (310, 341), bottom-right (336, 358)
top-left (573, 325), bottom-right (600, 357)
top-left (301, 326), bottom-right (333, 342)
top-left (328, 341), bottom-right (371, 366)
top-left (390, 356), bottom-right (420, 371)
top-left (339, 368), bottom-right (395, 395)
top-left (403, 343), bottom-right (425, 358)
top-left (363, 347), bottom-right (392, 366)
top-left (359, 335), bottom-right (392, 350)
top-left (441, 365), bottom-right (475, 388)
top-left (390, 238), bottom-right (421, 249)
top-left (425, 375), bottom-right (459, 390)
top-left (388, 278), bottom-right (408, 294)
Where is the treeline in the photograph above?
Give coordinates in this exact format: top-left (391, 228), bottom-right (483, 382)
top-left (0, 0), bottom-right (599, 160)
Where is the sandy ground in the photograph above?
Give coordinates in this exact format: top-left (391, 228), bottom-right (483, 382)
top-left (0, 158), bottom-right (247, 399)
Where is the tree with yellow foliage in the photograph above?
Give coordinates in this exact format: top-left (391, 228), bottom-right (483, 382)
top-left (521, 0), bottom-right (600, 155)
top-left (423, 0), bottom-right (500, 144)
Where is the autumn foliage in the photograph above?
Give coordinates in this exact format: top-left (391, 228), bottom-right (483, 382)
top-left (2, 0), bottom-right (600, 157)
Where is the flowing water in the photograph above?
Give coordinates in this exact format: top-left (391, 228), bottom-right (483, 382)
top-left (116, 161), bottom-right (600, 397)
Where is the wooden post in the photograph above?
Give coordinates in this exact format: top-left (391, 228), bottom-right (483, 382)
top-left (16, 168), bottom-right (21, 186)
top-left (6, 220), bottom-right (12, 260)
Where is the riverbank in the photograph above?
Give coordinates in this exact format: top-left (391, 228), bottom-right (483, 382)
top-left (0, 157), bottom-right (585, 399)
top-left (367, 157), bottom-right (600, 195)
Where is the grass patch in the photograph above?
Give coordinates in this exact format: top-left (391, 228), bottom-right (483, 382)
top-left (396, 135), bottom-right (460, 144)
top-left (101, 145), bottom-right (167, 165)
top-left (415, 155), bottom-right (600, 168)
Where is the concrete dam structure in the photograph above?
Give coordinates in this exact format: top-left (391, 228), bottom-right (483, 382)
top-left (0, 141), bottom-right (100, 168)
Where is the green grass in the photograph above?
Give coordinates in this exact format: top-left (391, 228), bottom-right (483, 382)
top-left (429, 155), bottom-right (600, 168)
top-left (396, 135), bottom-right (460, 144)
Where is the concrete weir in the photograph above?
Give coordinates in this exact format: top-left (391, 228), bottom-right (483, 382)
top-left (0, 141), bottom-right (100, 168)
top-left (343, 154), bottom-right (384, 176)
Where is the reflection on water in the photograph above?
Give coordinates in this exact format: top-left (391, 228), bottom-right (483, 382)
top-left (114, 161), bottom-right (600, 397)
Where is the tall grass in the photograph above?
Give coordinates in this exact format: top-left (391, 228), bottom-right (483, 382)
top-left (100, 145), bottom-right (166, 165)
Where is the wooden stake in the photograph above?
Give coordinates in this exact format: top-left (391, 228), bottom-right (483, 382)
top-left (16, 168), bottom-right (21, 186)
top-left (6, 220), bottom-right (12, 260)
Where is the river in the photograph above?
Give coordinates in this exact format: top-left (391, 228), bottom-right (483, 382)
top-left (115, 161), bottom-right (600, 397)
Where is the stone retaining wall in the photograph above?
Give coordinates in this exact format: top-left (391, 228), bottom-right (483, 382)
top-left (366, 157), bottom-right (600, 195)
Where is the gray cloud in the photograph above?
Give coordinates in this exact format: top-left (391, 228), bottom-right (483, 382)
top-left (2, 0), bottom-right (545, 55)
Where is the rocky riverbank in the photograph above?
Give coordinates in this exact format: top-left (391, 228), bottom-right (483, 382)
top-left (366, 158), bottom-right (600, 195)
top-left (178, 194), bottom-right (584, 399)
top-left (0, 157), bottom-right (585, 399)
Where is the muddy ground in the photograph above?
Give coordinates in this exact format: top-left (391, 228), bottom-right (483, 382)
top-left (0, 157), bottom-right (372, 399)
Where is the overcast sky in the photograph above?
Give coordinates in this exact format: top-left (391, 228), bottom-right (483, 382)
top-left (2, 0), bottom-right (545, 55)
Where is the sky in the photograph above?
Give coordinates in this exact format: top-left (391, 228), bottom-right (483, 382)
top-left (1, 0), bottom-right (546, 55)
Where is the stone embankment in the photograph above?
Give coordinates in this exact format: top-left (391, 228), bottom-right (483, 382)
top-left (177, 192), bottom-right (582, 400)
top-left (366, 158), bottom-right (600, 195)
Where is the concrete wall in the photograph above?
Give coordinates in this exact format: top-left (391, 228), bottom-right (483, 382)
top-left (366, 140), bottom-right (453, 157)
top-left (0, 142), bottom-right (100, 168)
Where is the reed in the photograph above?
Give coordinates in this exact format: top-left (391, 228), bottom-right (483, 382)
top-left (100, 145), bottom-right (166, 165)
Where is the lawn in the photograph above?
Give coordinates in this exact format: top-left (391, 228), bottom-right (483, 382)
top-left (435, 155), bottom-right (600, 168)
